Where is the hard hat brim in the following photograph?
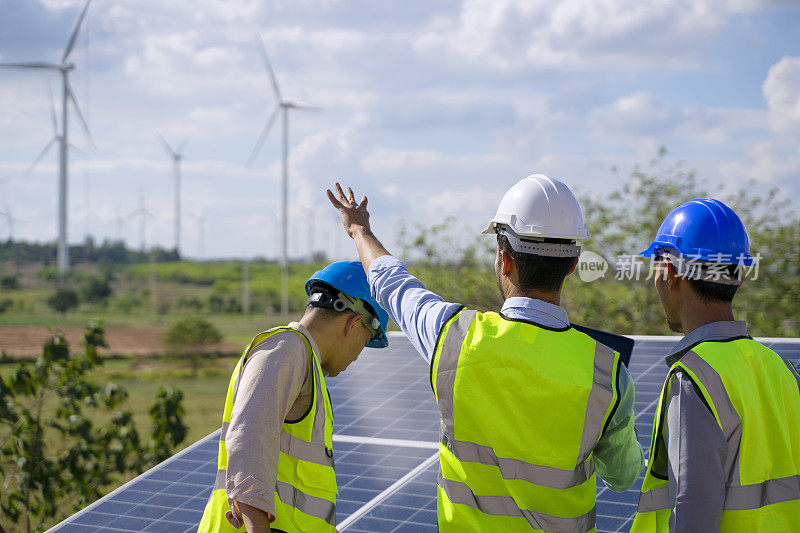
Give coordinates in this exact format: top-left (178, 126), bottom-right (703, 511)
top-left (481, 221), bottom-right (497, 235)
top-left (366, 331), bottom-right (388, 348)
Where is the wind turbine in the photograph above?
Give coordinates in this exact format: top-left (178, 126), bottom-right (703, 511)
top-left (0, 204), bottom-right (23, 242)
top-left (0, 0), bottom-right (93, 279)
top-left (112, 208), bottom-right (130, 242)
top-left (159, 135), bottom-right (187, 255)
top-left (247, 34), bottom-right (318, 315)
top-left (27, 85), bottom-right (86, 175)
top-left (128, 192), bottom-right (155, 252)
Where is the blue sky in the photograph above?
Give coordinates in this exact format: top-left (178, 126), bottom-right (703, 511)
top-left (0, 0), bottom-right (798, 260)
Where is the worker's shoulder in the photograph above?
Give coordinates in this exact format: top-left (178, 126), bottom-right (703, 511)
top-left (248, 328), bottom-right (310, 365)
top-left (567, 327), bottom-right (617, 355)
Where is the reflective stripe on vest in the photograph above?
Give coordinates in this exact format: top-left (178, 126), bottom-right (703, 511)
top-left (438, 473), bottom-right (596, 532)
top-left (632, 339), bottom-right (800, 532)
top-left (432, 309), bottom-right (619, 531)
top-left (198, 326), bottom-right (336, 533)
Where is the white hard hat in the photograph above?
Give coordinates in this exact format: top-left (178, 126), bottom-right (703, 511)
top-left (482, 174), bottom-right (589, 257)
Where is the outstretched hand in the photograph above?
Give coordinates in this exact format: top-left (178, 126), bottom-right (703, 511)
top-left (326, 182), bottom-right (371, 239)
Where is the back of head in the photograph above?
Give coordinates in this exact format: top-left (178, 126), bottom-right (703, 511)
top-left (640, 198), bottom-right (754, 303)
top-left (484, 174), bottom-right (588, 293)
top-left (305, 261), bottom-right (390, 348)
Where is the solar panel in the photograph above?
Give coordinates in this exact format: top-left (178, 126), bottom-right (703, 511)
top-left (47, 334), bottom-right (800, 533)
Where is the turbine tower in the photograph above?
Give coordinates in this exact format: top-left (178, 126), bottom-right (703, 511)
top-left (247, 34), bottom-right (318, 315)
top-left (0, 0), bottom-right (93, 279)
top-left (159, 136), bottom-right (187, 254)
top-left (128, 192), bottom-right (155, 252)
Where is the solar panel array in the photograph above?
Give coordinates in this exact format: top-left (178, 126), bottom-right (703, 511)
top-left (48, 334), bottom-right (800, 533)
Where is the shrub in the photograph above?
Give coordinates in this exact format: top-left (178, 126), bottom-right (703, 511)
top-left (81, 275), bottom-right (113, 303)
top-left (162, 317), bottom-right (223, 352)
top-left (46, 287), bottom-right (79, 314)
top-left (0, 273), bottom-right (19, 289)
top-left (162, 317), bottom-right (224, 377)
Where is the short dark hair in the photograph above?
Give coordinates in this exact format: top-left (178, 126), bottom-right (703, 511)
top-left (497, 234), bottom-right (577, 293)
top-left (685, 265), bottom-right (740, 304)
top-left (305, 301), bottom-right (348, 320)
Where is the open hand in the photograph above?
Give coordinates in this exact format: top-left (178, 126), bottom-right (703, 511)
top-left (326, 182), bottom-right (371, 239)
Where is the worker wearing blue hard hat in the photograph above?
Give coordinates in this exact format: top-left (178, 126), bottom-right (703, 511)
top-left (198, 261), bottom-right (389, 533)
top-left (328, 179), bottom-right (643, 531)
top-left (632, 198), bottom-right (800, 532)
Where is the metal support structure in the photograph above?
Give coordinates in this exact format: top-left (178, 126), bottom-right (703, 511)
top-left (281, 109), bottom-right (289, 315)
top-left (174, 157), bottom-right (181, 254)
top-left (57, 69), bottom-right (70, 280)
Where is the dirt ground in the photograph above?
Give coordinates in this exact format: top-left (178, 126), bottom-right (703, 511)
top-left (0, 325), bottom-right (241, 359)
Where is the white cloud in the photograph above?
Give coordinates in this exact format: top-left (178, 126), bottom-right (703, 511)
top-left (763, 56), bottom-right (800, 140)
top-left (425, 185), bottom-right (498, 218)
top-left (414, 0), bottom-right (761, 73)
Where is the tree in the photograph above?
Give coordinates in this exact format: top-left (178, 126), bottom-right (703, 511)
top-left (0, 323), bottom-right (188, 532)
top-left (80, 274), bottom-right (113, 304)
top-left (162, 317), bottom-right (223, 377)
top-left (46, 288), bottom-right (79, 314)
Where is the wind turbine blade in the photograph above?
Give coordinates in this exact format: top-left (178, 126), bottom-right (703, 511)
top-left (177, 137), bottom-right (189, 154)
top-left (289, 104), bottom-right (322, 112)
top-left (49, 84), bottom-right (58, 134)
top-left (255, 34), bottom-right (282, 102)
top-left (66, 80), bottom-right (95, 149)
top-left (246, 106), bottom-right (280, 166)
top-left (0, 62), bottom-right (59, 70)
top-left (158, 134), bottom-right (176, 157)
top-left (62, 0), bottom-right (92, 63)
top-left (68, 142), bottom-right (86, 155)
top-left (26, 138), bottom-right (57, 175)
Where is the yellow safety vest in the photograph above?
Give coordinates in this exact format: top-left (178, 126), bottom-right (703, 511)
top-left (197, 326), bottom-right (336, 533)
top-left (431, 309), bottom-right (621, 532)
top-left (631, 338), bottom-right (800, 532)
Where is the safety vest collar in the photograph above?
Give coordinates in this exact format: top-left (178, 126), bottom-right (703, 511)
top-left (664, 320), bottom-right (749, 366)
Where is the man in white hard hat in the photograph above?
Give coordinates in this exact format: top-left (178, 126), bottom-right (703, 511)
top-left (327, 177), bottom-right (643, 532)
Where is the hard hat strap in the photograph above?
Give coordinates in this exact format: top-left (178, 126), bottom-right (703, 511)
top-left (334, 292), bottom-right (381, 336)
top-left (498, 226), bottom-right (581, 257)
top-left (308, 287), bottom-right (381, 336)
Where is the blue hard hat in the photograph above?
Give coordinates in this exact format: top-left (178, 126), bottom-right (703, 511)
top-left (639, 198), bottom-right (754, 266)
top-left (305, 261), bottom-right (389, 348)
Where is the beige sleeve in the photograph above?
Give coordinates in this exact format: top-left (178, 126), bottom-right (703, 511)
top-left (225, 331), bottom-right (313, 517)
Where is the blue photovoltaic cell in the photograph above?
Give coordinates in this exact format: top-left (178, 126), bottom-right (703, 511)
top-left (48, 335), bottom-right (800, 533)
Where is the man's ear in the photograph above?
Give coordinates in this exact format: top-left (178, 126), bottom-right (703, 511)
top-left (500, 249), bottom-right (514, 276)
top-left (343, 312), bottom-right (362, 337)
top-left (665, 262), bottom-right (681, 290)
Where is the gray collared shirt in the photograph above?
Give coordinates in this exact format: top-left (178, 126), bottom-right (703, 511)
top-left (368, 254), bottom-right (643, 491)
top-left (661, 320), bottom-right (749, 532)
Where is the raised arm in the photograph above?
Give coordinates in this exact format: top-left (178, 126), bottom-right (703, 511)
top-left (326, 182), bottom-right (390, 272)
top-left (326, 182), bottom-right (463, 362)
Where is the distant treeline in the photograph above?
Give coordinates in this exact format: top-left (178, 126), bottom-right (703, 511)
top-left (0, 237), bottom-right (180, 264)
